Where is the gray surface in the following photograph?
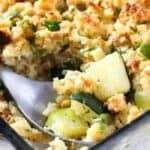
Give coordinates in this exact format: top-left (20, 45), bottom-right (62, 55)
top-left (0, 135), bottom-right (16, 150)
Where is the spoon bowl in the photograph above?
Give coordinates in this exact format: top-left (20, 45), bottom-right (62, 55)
top-left (0, 68), bottom-right (93, 146)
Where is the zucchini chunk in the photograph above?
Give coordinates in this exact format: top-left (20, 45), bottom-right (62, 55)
top-left (70, 92), bottom-right (106, 114)
top-left (86, 52), bottom-right (130, 100)
top-left (134, 90), bottom-right (150, 110)
top-left (71, 100), bottom-right (98, 123)
top-left (45, 108), bottom-right (88, 138)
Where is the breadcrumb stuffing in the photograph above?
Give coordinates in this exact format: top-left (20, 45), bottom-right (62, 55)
top-left (105, 94), bottom-right (127, 112)
top-left (46, 138), bottom-right (68, 150)
top-left (0, 0), bottom-right (149, 149)
top-left (86, 123), bottom-right (115, 142)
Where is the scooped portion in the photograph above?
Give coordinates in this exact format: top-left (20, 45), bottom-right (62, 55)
top-left (44, 52), bottom-right (143, 141)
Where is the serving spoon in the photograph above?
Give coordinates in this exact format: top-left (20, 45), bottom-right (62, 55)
top-left (0, 67), bottom-right (93, 146)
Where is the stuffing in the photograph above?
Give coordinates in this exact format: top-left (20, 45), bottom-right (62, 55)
top-left (53, 71), bottom-right (94, 95)
top-left (10, 117), bottom-right (48, 142)
top-left (86, 123), bottom-right (115, 142)
top-left (115, 103), bottom-right (143, 126)
top-left (105, 94), bottom-right (127, 112)
top-left (0, 0), bottom-right (149, 149)
top-left (46, 137), bottom-right (67, 150)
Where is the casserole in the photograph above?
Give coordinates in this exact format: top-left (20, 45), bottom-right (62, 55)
top-left (0, 0), bottom-right (149, 149)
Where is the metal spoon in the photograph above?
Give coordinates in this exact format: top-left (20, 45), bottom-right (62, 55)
top-left (0, 67), bottom-right (92, 146)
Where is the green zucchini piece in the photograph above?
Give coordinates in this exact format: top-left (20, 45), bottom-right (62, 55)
top-left (86, 52), bottom-right (130, 100)
top-left (134, 90), bottom-right (150, 110)
top-left (45, 108), bottom-right (88, 138)
top-left (70, 92), bottom-right (106, 114)
top-left (71, 100), bottom-right (98, 123)
top-left (138, 43), bottom-right (150, 59)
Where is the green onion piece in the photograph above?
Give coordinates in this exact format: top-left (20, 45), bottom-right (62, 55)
top-left (99, 123), bottom-right (107, 131)
top-left (11, 20), bottom-right (17, 27)
top-left (80, 48), bottom-right (92, 53)
top-left (138, 43), bottom-right (150, 59)
top-left (44, 19), bottom-right (61, 31)
top-left (93, 117), bottom-right (105, 124)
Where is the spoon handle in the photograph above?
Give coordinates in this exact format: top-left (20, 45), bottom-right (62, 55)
top-left (0, 117), bottom-right (33, 150)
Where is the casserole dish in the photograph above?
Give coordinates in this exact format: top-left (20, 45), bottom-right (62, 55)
top-left (0, 0), bottom-right (149, 149)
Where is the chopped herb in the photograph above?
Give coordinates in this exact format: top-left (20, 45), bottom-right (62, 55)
top-left (99, 123), bottom-right (107, 131)
top-left (93, 117), bottom-right (107, 130)
top-left (10, 20), bottom-right (17, 27)
top-left (69, 6), bottom-right (76, 12)
top-left (115, 6), bottom-right (122, 11)
top-left (29, 46), bottom-right (43, 56)
top-left (80, 48), bottom-right (92, 53)
top-left (44, 19), bottom-right (61, 31)
top-left (93, 117), bottom-right (105, 124)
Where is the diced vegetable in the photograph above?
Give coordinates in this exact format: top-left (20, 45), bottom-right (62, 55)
top-left (45, 108), bottom-right (88, 138)
top-left (80, 48), bottom-right (92, 53)
top-left (134, 90), bottom-right (150, 110)
top-left (70, 92), bottom-right (106, 114)
top-left (86, 52), bottom-right (130, 100)
top-left (138, 43), bottom-right (150, 59)
top-left (44, 19), bottom-right (61, 31)
top-left (71, 100), bottom-right (98, 123)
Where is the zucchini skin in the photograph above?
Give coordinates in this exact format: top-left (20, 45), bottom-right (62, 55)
top-left (70, 92), bottom-right (107, 114)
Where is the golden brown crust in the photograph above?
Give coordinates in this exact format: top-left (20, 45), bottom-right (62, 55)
top-left (123, 2), bottom-right (150, 22)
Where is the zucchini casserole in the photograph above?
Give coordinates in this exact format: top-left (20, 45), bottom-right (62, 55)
top-left (0, 0), bottom-right (150, 149)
